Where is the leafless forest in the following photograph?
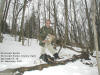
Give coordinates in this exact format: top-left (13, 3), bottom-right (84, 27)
top-left (0, 0), bottom-right (100, 73)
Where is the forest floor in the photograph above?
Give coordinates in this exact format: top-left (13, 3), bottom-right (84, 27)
top-left (0, 34), bottom-right (99, 75)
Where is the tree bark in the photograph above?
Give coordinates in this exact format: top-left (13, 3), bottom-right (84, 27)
top-left (49, 0), bottom-right (50, 20)
top-left (95, 0), bottom-right (100, 50)
top-left (19, 0), bottom-right (27, 45)
top-left (38, 0), bottom-right (40, 40)
top-left (2, 0), bottom-right (11, 33)
top-left (44, 0), bottom-right (46, 24)
top-left (92, 0), bottom-right (100, 74)
top-left (64, 0), bottom-right (69, 45)
top-left (3, 0), bottom-right (11, 21)
top-left (53, 0), bottom-right (57, 40)
top-left (85, 0), bottom-right (94, 52)
top-left (0, 0), bottom-right (6, 42)
top-left (12, 0), bottom-right (17, 36)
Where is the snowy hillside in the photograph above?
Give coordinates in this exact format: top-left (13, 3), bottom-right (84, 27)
top-left (0, 34), bottom-right (98, 75)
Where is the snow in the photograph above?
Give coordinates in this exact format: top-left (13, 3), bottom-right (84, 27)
top-left (0, 34), bottom-right (44, 71)
top-left (0, 34), bottom-right (99, 75)
top-left (23, 60), bottom-right (98, 75)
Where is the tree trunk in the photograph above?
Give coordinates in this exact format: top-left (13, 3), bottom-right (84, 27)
top-left (3, 0), bottom-right (11, 21)
top-left (11, 0), bottom-right (19, 41)
top-left (85, 0), bottom-right (94, 52)
top-left (44, 0), bottom-right (46, 24)
top-left (3, 0), bottom-right (11, 33)
top-left (14, 0), bottom-right (19, 41)
top-left (3, 0), bottom-right (8, 21)
top-left (53, 0), bottom-right (57, 40)
top-left (98, 2), bottom-right (100, 50)
top-left (92, 0), bottom-right (100, 74)
top-left (95, 0), bottom-right (100, 50)
top-left (38, 0), bottom-right (40, 40)
top-left (12, 0), bottom-right (17, 36)
top-left (19, 0), bottom-right (27, 45)
top-left (49, 0), bottom-right (50, 20)
top-left (0, 0), bottom-right (6, 42)
top-left (72, 0), bottom-right (79, 43)
top-left (64, 0), bottom-right (69, 45)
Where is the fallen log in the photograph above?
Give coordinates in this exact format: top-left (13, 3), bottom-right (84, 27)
top-left (1, 52), bottom-right (90, 75)
top-left (15, 52), bottom-right (89, 74)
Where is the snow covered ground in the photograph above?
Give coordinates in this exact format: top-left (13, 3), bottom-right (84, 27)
top-left (23, 60), bottom-right (98, 75)
top-left (0, 34), bottom-right (43, 71)
top-left (0, 34), bottom-right (99, 75)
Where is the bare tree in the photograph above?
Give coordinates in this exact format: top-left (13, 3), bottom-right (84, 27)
top-left (85, 0), bottom-right (94, 52)
top-left (37, 0), bottom-right (41, 40)
top-left (95, 0), bottom-right (100, 50)
top-left (0, 0), bottom-right (6, 42)
top-left (92, 0), bottom-right (100, 74)
top-left (11, 0), bottom-right (17, 37)
top-left (49, 0), bottom-right (50, 20)
top-left (19, 0), bottom-right (27, 45)
top-left (12, 0), bottom-right (27, 40)
top-left (64, 0), bottom-right (69, 45)
top-left (3, 0), bottom-right (12, 22)
top-left (53, 0), bottom-right (57, 40)
top-left (2, 0), bottom-right (12, 33)
top-left (44, 0), bottom-right (46, 24)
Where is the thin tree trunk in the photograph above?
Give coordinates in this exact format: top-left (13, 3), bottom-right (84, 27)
top-left (72, 0), bottom-right (79, 43)
top-left (53, 0), bottom-right (57, 40)
top-left (49, 0), bottom-right (50, 20)
top-left (0, 0), bottom-right (6, 42)
top-left (3, 0), bottom-right (11, 21)
top-left (3, 0), bottom-right (11, 33)
top-left (44, 0), bottom-right (46, 24)
top-left (92, 0), bottom-right (100, 74)
top-left (64, 0), bottom-right (69, 45)
top-left (12, 0), bottom-right (17, 36)
top-left (14, 0), bottom-right (19, 41)
top-left (19, 0), bottom-right (27, 45)
top-left (27, 6), bottom-right (30, 46)
top-left (95, 0), bottom-right (100, 50)
top-left (3, 0), bottom-right (8, 21)
top-left (38, 0), bottom-right (40, 40)
top-left (85, 0), bottom-right (94, 52)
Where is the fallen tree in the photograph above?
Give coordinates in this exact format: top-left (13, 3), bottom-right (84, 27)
top-left (0, 51), bottom-right (90, 75)
top-left (15, 51), bottom-right (89, 74)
